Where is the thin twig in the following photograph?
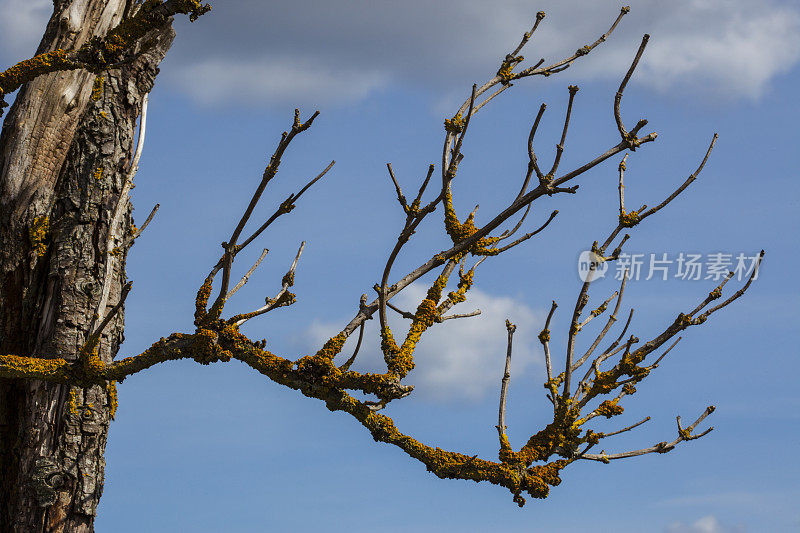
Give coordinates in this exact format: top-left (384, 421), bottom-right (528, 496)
top-left (614, 34), bottom-right (650, 140)
top-left (438, 309), bottom-right (481, 321)
top-left (497, 320), bottom-right (517, 438)
top-left (580, 406), bottom-right (715, 462)
top-left (639, 134), bottom-right (718, 221)
top-left (339, 322), bottom-right (365, 372)
top-left (227, 248), bottom-right (269, 300)
top-left (547, 85), bottom-right (579, 178)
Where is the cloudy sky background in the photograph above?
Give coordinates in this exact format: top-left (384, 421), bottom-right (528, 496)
top-left (2, 1), bottom-right (799, 531)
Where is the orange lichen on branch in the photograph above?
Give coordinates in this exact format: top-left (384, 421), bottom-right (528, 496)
top-left (323, 389), bottom-right (567, 506)
top-left (538, 329), bottom-right (550, 343)
top-left (191, 328), bottom-right (232, 364)
top-left (313, 331), bottom-right (347, 361)
top-left (443, 188), bottom-right (501, 255)
top-left (105, 333), bottom-right (195, 381)
top-left (442, 264), bottom-right (476, 308)
top-left (106, 381), bottom-right (118, 420)
top-left (444, 113), bottom-right (464, 133)
top-left (215, 325), bottom-right (297, 385)
top-left (517, 406), bottom-right (581, 466)
top-left (194, 272), bottom-right (215, 325)
top-left (497, 55), bottom-right (523, 84)
top-left (595, 399), bottom-right (624, 418)
top-left (618, 209), bottom-right (640, 228)
top-left (385, 267), bottom-right (452, 377)
top-left (0, 354), bottom-right (71, 382)
top-left (0, 49), bottom-right (77, 95)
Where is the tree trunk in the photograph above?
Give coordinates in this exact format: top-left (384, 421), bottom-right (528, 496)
top-left (0, 2), bottom-right (174, 530)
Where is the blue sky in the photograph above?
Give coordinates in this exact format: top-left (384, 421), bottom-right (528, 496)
top-left (2, 1), bottom-right (799, 531)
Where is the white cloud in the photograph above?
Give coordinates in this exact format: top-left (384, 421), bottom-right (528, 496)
top-left (305, 283), bottom-right (544, 402)
top-left (167, 56), bottom-right (390, 108)
top-left (657, 489), bottom-right (800, 513)
top-left (665, 515), bottom-right (745, 533)
top-left (3, 1), bottom-right (797, 106)
top-left (0, 0), bottom-right (50, 62)
top-left (632, 3), bottom-right (800, 100)
top-left (164, 0), bottom-right (800, 107)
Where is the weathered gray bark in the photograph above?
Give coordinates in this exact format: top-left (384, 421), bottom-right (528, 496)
top-left (0, 2), bottom-right (174, 530)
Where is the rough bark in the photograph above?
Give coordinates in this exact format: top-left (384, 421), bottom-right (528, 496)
top-left (0, 1), bottom-right (174, 530)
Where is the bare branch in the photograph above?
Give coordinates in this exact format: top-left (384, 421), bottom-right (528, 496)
top-left (230, 242), bottom-right (305, 326)
top-left (518, 6), bottom-right (631, 79)
top-left (339, 322), bottom-right (366, 372)
top-left (546, 85), bottom-right (579, 179)
top-left (639, 134), bottom-right (718, 221)
top-left (614, 34), bottom-right (650, 141)
top-left (580, 406), bottom-right (715, 462)
top-left (576, 270), bottom-right (628, 372)
top-left (523, 103), bottom-right (548, 190)
top-left (493, 210), bottom-right (559, 254)
top-left (696, 251), bottom-right (764, 320)
top-left (439, 309), bottom-right (481, 321)
top-left (509, 11), bottom-right (546, 57)
top-left (599, 416), bottom-right (651, 439)
top-left (497, 320), bottom-right (517, 442)
top-left (84, 281), bottom-right (133, 353)
top-left (386, 163), bottom-right (408, 212)
top-left (237, 159), bottom-right (334, 253)
top-left (618, 154), bottom-right (629, 216)
top-left (227, 248), bottom-right (269, 300)
top-left (539, 301), bottom-right (558, 403)
top-left (122, 203), bottom-right (159, 249)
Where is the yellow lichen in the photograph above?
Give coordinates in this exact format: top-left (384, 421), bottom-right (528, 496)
top-left (618, 209), bottom-right (640, 228)
top-left (82, 350), bottom-right (106, 376)
top-left (93, 166), bottom-right (103, 181)
top-left (0, 49), bottom-right (77, 94)
top-left (106, 381), bottom-right (118, 420)
top-left (677, 312), bottom-right (693, 329)
top-left (314, 331), bottom-right (347, 361)
top-left (91, 75), bottom-right (104, 100)
top-left (0, 354), bottom-right (71, 382)
top-left (28, 216), bottom-right (49, 257)
top-left (191, 328), bottom-right (230, 365)
top-left (444, 113), bottom-right (464, 133)
top-left (538, 329), bottom-right (550, 344)
top-left (590, 301), bottom-right (609, 317)
top-left (497, 55), bottom-right (522, 84)
top-left (68, 388), bottom-right (79, 416)
top-left (194, 273), bottom-right (215, 325)
top-left (324, 389), bottom-right (567, 506)
top-left (443, 188), bottom-right (501, 255)
top-left (595, 399), bottom-right (624, 418)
